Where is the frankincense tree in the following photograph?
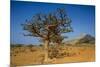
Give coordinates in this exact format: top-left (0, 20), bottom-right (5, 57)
top-left (22, 8), bottom-right (73, 63)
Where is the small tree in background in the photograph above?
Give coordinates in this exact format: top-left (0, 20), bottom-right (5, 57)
top-left (22, 8), bottom-right (73, 63)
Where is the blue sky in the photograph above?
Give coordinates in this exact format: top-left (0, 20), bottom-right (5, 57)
top-left (10, 1), bottom-right (95, 45)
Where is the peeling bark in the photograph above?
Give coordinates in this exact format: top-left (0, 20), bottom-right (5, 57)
top-left (44, 40), bottom-right (49, 63)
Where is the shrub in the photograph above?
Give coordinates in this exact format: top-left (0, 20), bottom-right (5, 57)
top-left (27, 44), bottom-right (34, 48)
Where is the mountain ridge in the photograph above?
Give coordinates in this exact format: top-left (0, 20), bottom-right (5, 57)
top-left (64, 34), bottom-right (95, 45)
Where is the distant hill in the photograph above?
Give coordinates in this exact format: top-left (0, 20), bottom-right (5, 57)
top-left (77, 34), bottom-right (95, 44)
top-left (64, 34), bottom-right (95, 45)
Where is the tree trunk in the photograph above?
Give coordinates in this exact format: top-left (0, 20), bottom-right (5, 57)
top-left (44, 40), bottom-right (49, 63)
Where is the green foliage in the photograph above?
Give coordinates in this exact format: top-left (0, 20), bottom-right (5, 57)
top-left (11, 44), bottom-right (23, 47)
top-left (27, 44), bottom-right (34, 48)
top-left (39, 44), bottom-right (43, 47)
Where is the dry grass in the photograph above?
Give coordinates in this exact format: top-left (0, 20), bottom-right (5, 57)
top-left (10, 44), bottom-right (95, 67)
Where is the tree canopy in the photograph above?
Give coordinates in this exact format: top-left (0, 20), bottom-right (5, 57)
top-left (22, 8), bottom-right (73, 44)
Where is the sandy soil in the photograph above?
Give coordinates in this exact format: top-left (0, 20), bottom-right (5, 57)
top-left (10, 44), bottom-right (95, 67)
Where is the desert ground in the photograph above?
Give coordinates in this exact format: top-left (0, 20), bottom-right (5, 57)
top-left (10, 43), bottom-right (95, 67)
